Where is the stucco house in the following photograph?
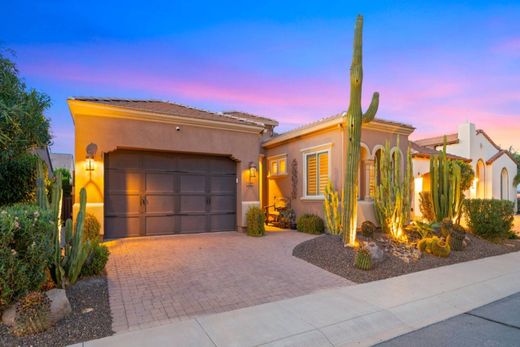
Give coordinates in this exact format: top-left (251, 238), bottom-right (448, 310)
top-left (69, 97), bottom-right (413, 238)
top-left (412, 121), bottom-right (518, 217)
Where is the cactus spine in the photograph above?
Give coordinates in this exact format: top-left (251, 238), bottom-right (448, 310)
top-left (323, 181), bottom-right (343, 235)
top-left (373, 138), bottom-right (412, 240)
top-left (430, 138), bottom-right (463, 222)
top-left (354, 248), bottom-right (372, 270)
top-left (343, 15), bottom-right (379, 246)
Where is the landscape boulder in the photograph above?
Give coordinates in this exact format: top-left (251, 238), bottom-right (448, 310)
top-left (364, 241), bottom-right (385, 263)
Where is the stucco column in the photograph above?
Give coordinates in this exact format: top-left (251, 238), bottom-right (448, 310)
top-left (365, 159), bottom-right (375, 200)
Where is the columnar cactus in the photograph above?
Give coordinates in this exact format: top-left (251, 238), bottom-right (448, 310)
top-left (343, 15), bottom-right (379, 246)
top-left (430, 138), bottom-right (463, 222)
top-left (323, 181), bottom-right (343, 235)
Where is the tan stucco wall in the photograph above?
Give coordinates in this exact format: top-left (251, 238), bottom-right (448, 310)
top-left (263, 124), bottom-right (410, 226)
top-left (72, 103), bottom-right (262, 235)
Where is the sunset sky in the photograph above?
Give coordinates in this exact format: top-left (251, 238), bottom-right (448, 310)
top-left (2, 1), bottom-right (519, 153)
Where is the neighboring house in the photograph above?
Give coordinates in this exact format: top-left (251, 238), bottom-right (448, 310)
top-left (69, 97), bottom-right (414, 238)
top-left (31, 146), bottom-right (54, 178)
top-left (50, 153), bottom-right (74, 174)
top-left (413, 122), bottom-right (518, 216)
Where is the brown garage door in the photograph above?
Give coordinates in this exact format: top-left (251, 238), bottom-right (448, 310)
top-left (104, 150), bottom-right (237, 239)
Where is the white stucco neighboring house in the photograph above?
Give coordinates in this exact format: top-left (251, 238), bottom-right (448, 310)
top-left (50, 153), bottom-right (74, 173)
top-left (412, 122), bottom-right (518, 217)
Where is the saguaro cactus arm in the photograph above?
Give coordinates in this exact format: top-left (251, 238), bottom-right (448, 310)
top-left (363, 92), bottom-right (379, 123)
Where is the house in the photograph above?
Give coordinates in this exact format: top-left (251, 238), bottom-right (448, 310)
top-left (412, 122), bottom-right (518, 216)
top-left (69, 97), bottom-right (414, 238)
top-left (31, 146), bottom-right (54, 178)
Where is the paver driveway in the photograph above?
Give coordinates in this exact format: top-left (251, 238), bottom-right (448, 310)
top-left (105, 230), bottom-right (352, 332)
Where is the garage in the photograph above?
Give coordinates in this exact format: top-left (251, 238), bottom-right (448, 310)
top-left (104, 149), bottom-right (237, 239)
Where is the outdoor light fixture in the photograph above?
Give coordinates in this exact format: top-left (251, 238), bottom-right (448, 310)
top-left (248, 162), bottom-right (257, 186)
top-left (85, 143), bottom-right (98, 172)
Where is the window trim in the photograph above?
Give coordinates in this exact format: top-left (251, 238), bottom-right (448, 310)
top-left (301, 144), bottom-right (332, 200)
top-left (267, 153), bottom-right (288, 178)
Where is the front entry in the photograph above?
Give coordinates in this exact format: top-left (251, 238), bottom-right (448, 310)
top-left (104, 150), bottom-right (237, 239)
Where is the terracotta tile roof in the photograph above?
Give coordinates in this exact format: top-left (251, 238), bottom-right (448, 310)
top-left (70, 98), bottom-right (264, 127)
top-left (410, 142), bottom-right (471, 162)
top-left (223, 111), bottom-right (279, 126)
top-left (414, 133), bottom-right (459, 148)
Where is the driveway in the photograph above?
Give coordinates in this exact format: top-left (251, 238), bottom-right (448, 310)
top-left (105, 230), bottom-right (351, 332)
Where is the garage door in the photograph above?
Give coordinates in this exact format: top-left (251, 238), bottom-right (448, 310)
top-left (104, 150), bottom-right (237, 238)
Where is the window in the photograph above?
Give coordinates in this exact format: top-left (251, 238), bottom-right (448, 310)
top-left (268, 154), bottom-right (287, 177)
top-left (304, 150), bottom-right (329, 197)
top-left (501, 168), bottom-right (509, 200)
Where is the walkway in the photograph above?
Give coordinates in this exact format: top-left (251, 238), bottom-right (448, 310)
top-left (74, 250), bottom-right (520, 346)
top-left (104, 230), bottom-right (351, 332)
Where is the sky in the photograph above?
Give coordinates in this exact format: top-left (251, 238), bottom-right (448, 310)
top-left (2, 1), bottom-right (519, 154)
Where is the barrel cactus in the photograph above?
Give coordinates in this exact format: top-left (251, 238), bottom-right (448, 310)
top-left (11, 292), bottom-right (51, 336)
top-left (361, 220), bottom-right (376, 238)
top-left (430, 237), bottom-right (451, 257)
top-left (343, 15), bottom-right (380, 246)
top-left (354, 248), bottom-right (373, 270)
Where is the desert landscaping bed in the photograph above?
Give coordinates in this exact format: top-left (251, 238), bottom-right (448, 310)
top-left (293, 232), bottom-right (520, 283)
top-left (0, 276), bottom-right (113, 347)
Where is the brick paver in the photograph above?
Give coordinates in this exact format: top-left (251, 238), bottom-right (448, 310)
top-left (105, 230), bottom-right (352, 332)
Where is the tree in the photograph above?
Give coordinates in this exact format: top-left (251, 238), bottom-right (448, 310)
top-left (509, 150), bottom-right (520, 187)
top-left (0, 49), bottom-right (52, 205)
top-left (0, 49), bottom-right (51, 159)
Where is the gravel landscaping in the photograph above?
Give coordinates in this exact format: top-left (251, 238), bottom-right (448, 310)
top-left (0, 275), bottom-right (113, 347)
top-left (293, 232), bottom-right (520, 283)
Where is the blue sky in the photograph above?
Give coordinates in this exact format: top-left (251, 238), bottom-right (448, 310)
top-left (2, 1), bottom-right (519, 153)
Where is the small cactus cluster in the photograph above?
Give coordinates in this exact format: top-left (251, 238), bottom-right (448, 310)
top-left (11, 292), bottom-right (51, 336)
top-left (354, 248), bottom-right (373, 270)
top-left (417, 236), bottom-right (451, 257)
top-left (361, 220), bottom-right (376, 238)
top-left (440, 218), bottom-right (466, 251)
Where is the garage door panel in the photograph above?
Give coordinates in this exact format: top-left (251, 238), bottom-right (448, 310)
top-left (105, 216), bottom-right (141, 237)
top-left (105, 194), bottom-right (141, 215)
top-left (211, 176), bottom-right (235, 193)
top-left (146, 195), bottom-right (175, 214)
top-left (180, 196), bottom-right (206, 213)
top-left (108, 171), bottom-right (142, 193)
top-left (211, 158), bottom-right (236, 174)
top-left (142, 153), bottom-right (175, 171)
top-left (107, 152), bottom-right (141, 170)
top-left (180, 215), bottom-right (207, 233)
top-left (210, 214), bottom-right (235, 231)
top-left (180, 175), bottom-right (206, 193)
top-left (178, 157), bottom-right (207, 173)
top-left (211, 195), bottom-right (235, 212)
top-left (146, 216), bottom-right (175, 235)
top-left (146, 173), bottom-right (174, 193)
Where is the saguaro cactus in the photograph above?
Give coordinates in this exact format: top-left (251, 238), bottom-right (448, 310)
top-left (343, 15), bottom-right (379, 246)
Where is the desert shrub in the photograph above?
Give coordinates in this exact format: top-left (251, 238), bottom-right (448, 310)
top-left (0, 204), bottom-right (53, 308)
top-left (81, 242), bottom-right (110, 277)
top-left (246, 206), bottom-right (265, 237)
top-left (464, 199), bottom-right (514, 240)
top-left (0, 153), bottom-right (39, 206)
top-left (296, 214), bottom-right (324, 234)
top-left (419, 191), bottom-right (435, 223)
top-left (82, 213), bottom-right (101, 242)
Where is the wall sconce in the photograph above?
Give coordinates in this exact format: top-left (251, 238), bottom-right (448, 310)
top-left (248, 162), bottom-right (257, 186)
top-left (84, 143), bottom-right (98, 172)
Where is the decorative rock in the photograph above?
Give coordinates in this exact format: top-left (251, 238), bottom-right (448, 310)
top-left (1, 304), bottom-right (16, 326)
top-left (46, 288), bottom-right (72, 325)
top-left (364, 241), bottom-right (385, 263)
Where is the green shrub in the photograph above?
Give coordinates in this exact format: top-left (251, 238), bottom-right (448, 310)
top-left (463, 199), bottom-right (515, 240)
top-left (296, 214), bottom-right (324, 234)
top-left (82, 213), bottom-right (101, 242)
top-left (54, 168), bottom-right (72, 196)
top-left (0, 204), bottom-right (53, 308)
top-left (0, 153), bottom-right (39, 206)
top-left (246, 206), bottom-right (265, 237)
top-left (80, 242), bottom-right (110, 277)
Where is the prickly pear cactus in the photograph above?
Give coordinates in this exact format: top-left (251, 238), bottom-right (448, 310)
top-left (354, 248), bottom-right (373, 270)
top-left (343, 15), bottom-right (380, 246)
